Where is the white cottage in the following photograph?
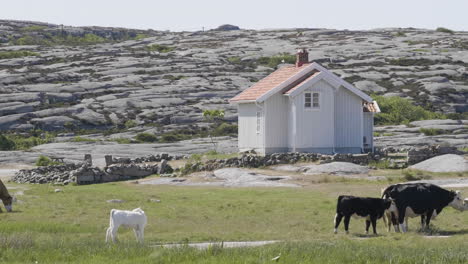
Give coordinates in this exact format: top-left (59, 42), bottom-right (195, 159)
top-left (229, 49), bottom-right (380, 155)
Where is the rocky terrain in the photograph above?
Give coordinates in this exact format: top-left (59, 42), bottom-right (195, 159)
top-left (1, 20), bottom-right (467, 131)
top-left (0, 20), bottom-right (467, 167)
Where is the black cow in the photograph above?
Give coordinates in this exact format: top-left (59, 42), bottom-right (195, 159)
top-left (334, 195), bottom-right (396, 235)
top-left (381, 183), bottom-right (465, 233)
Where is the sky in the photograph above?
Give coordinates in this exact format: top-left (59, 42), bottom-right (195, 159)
top-left (1, 0), bottom-right (467, 32)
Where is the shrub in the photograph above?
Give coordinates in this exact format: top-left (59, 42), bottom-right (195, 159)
top-left (258, 53), bottom-right (296, 68)
top-left (213, 123), bottom-right (238, 136)
top-left (162, 75), bottom-right (185, 81)
top-left (0, 134), bottom-right (15, 150)
top-left (419, 128), bottom-right (445, 136)
top-left (146, 44), bottom-right (174, 53)
top-left (72, 136), bottom-right (98, 142)
top-left (0, 50), bottom-right (39, 59)
top-left (373, 96), bottom-right (446, 125)
top-left (1, 132), bottom-right (55, 150)
top-left (436, 27), bottom-right (454, 34)
top-left (35, 155), bottom-right (60, 166)
top-left (124, 120), bottom-right (137, 128)
top-left (402, 170), bottom-right (431, 181)
top-left (368, 160), bottom-right (392, 169)
top-left (135, 133), bottom-right (158, 143)
top-left (160, 134), bottom-right (180, 143)
top-left (387, 58), bottom-right (435, 66)
top-left (111, 138), bottom-right (132, 144)
top-left (227, 57), bottom-right (241, 64)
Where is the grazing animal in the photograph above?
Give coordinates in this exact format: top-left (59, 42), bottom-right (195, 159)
top-left (334, 195), bottom-right (396, 235)
top-left (106, 208), bottom-right (147, 243)
top-left (0, 179), bottom-right (13, 212)
top-left (381, 183), bottom-right (465, 233)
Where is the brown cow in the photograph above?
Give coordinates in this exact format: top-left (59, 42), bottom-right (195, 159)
top-left (0, 179), bottom-right (13, 212)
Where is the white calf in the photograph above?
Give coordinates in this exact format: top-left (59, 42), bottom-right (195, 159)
top-left (106, 208), bottom-right (147, 243)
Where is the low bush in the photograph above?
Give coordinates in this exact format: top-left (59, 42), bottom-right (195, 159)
top-left (124, 120), bottom-right (137, 129)
top-left (419, 128), bottom-right (445, 136)
top-left (159, 134), bottom-right (182, 143)
top-left (146, 44), bottom-right (174, 53)
top-left (111, 138), bottom-right (132, 144)
top-left (35, 155), bottom-right (62, 166)
top-left (373, 96), bottom-right (446, 125)
top-left (213, 123), bottom-right (238, 136)
top-left (402, 170), bottom-right (431, 181)
top-left (368, 160), bottom-right (392, 169)
top-left (0, 50), bottom-right (39, 59)
top-left (227, 56), bottom-right (241, 64)
top-left (13, 33), bottom-right (107, 46)
top-left (135, 133), bottom-right (158, 143)
top-left (0, 134), bottom-right (15, 150)
top-left (0, 132), bottom-right (55, 150)
top-left (72, 136), bottom-right (99, 142)
top-left (258, 53), bottom-right (296, 68)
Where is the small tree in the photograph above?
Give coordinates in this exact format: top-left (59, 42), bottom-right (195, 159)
top-left (0, 134), bottom-right (15, 150)
top-left (202, 109), bottom-right (225, 152)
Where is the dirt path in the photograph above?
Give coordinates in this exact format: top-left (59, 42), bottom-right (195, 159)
top-left (154, 240), bottom-right (280, 249)
top-left (0, 164), bottom-right (35, 180)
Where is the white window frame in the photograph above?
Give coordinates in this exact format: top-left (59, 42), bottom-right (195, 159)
top-left (304, 91), bottom-right (320, 111)
top-left (312, 92), bottom-right (320, 109)
top-left (304, 92), bottom-right (312, 108)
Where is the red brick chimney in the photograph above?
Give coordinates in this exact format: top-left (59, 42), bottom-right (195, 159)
top-left (296, 48), bottom-right (309, 67)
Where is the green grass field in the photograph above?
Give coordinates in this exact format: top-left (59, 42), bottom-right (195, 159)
top-left (0, 177), bottom-right (467, 263)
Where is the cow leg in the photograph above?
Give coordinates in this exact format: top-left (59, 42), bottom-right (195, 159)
top-left (106, 226), bottom-right (113, 243)
top-left (405, 216), bottom-right (409, 231)
top-left (397, 206), bottom-right (407, 233)
top-left (133, 227), bottom-right (140, 242)
top-left (391, 212), bottom-right (399, 232)
top-left (111, 226), bottom-right (118, 243)
top-left (420, 215), bottom-right (426, 230)
top-left (344, 215), bottom-right (351, 234)
top-left (424, 211), bottom-right (432, 231)
top-left (365, 220), bottom-right (371, 234)
top-left (139, 226), bottom-right (145, 243)
top-left (334, 213), bottom-right (343, 234)
top-left (371, 216), bottom-right (378, 235)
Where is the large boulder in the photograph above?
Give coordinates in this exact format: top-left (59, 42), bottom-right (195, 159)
top-left (409, 154), bottom-right (468, 172)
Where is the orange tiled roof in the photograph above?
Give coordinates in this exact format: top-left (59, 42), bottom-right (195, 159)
top-left (363, 101), bottom-right (379, 112)
top-left (230, 64), bottom-right (311, 102)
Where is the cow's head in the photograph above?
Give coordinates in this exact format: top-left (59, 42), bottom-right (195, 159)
top-left (383, 198), bottom-right (397, 214)
top-left (2, 195), bottom-right (13, 212)
top-left (449, 191), bottom-right (465, 211)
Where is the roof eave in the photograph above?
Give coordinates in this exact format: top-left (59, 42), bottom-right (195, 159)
top-left (311, 62), bottom-right (373, 102)
top-left (256, 64), bottom-right (316, 103)
top-left (229, 99), bottom-right (256, 105)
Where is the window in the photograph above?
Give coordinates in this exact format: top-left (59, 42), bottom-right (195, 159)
top-left (304, 92), bottom-right (311, 108)
top-left (312, 92), bottom-right (320, 108)
top-left (305, 92), bottom-right (320, 109)
top-left (256, 110), bottom-right (261, 133)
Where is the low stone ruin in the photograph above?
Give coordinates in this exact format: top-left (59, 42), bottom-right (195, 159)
top-left (11, 154), bottom-right (173, 185)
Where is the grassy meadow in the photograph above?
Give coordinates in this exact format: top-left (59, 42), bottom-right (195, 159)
top-left (0, 176), bottom-right (467, 263)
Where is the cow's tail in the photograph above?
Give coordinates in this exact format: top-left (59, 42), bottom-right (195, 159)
top-left (109, 209), bottom-right (116, 227)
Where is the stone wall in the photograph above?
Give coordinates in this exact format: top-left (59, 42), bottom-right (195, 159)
top-left (407, 145), bottom-right (463, 165)
top-left (179, 152), bottom-right (382, 174)
top-left (11, 159), bottom-right (173, 185)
